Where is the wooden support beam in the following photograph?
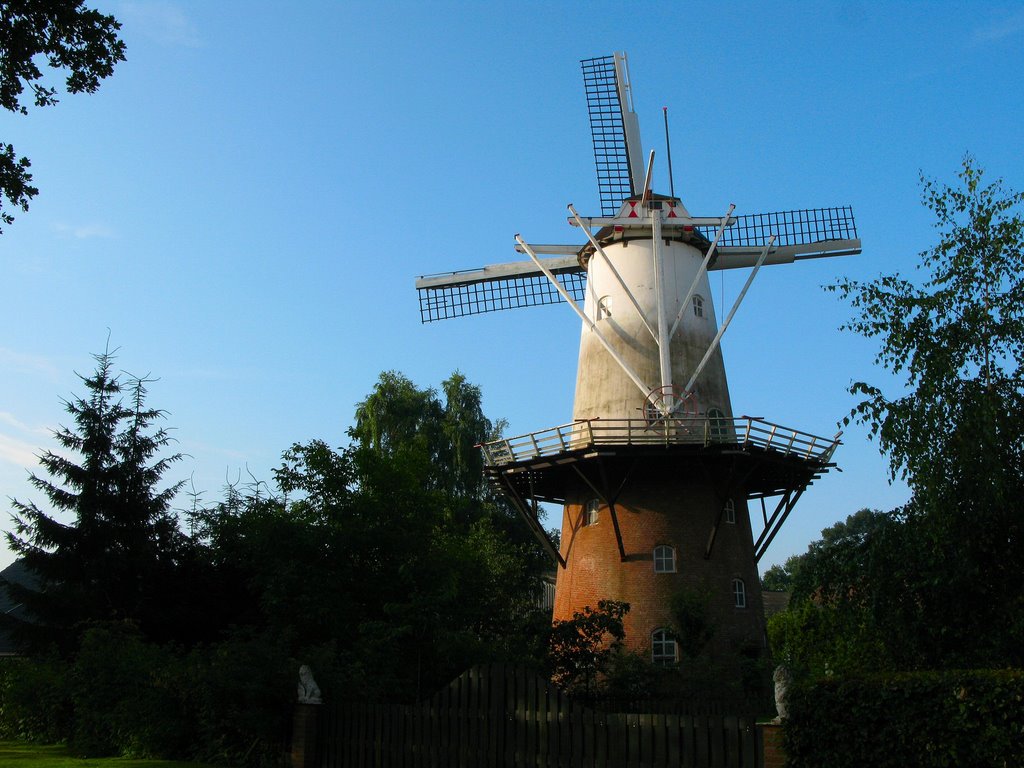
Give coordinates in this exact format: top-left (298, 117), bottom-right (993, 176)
top-left (496, 472), bottom-right (565, 569)
top-left (571, 462), bottom-right (628, 562)
top-left (754, 487), bottom-right (807, 563)
top-left (704, 453), bottom-right (763, 560)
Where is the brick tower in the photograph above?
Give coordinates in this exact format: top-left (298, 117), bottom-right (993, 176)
top-left (416, 52), bottom-right (860, 671)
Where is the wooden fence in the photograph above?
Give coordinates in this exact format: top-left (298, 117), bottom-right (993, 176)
top-left (316, 664), bottom-right (763, 768)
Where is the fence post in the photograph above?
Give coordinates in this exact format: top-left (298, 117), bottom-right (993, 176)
top-left (758, 721), bottom-right (786, 768)
top-left (291, 702), bottom-right (321, 768)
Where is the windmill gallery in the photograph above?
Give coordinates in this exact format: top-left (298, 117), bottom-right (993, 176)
top-left (417, 52), bottom-right (860, 678)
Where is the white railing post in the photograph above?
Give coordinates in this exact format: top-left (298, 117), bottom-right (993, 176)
top-left (805, 436), bottom-right (817, 459)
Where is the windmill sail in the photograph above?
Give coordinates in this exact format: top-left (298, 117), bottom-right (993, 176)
top-left (416, 256), bottom-right (586, 323)
top-left (707, 206), bottom-right (858, 249)
top-left (582, 53), bottom-right (644, 215)
top-left (415, 206), bottom-right (859, 322)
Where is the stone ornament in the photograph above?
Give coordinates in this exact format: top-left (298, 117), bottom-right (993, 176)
top-left (773, 664), bottom-right (791, 722)
top-left (297, 664), bottom-right (322, 704)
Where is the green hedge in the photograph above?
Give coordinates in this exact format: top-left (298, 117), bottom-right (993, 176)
top-left (0, 624), bottom-right (295, 767)
top-left (784, 669), bottom-right (1024, 768)
top-left (0, 655), bottom-right (70, 743)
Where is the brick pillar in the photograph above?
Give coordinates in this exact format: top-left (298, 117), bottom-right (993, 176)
top-left (291, 703), bottom-right (320, 768)
top-left (759, 722), bottom-right (786, 768)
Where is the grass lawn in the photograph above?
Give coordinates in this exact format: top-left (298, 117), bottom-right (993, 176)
top-left (0, 741), bottom-right (224, 768)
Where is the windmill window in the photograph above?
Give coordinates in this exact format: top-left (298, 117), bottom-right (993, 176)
top-left (692, 295), bottom-right (705, 318)
top-left (597, 295), bottom-right (613, 320)
top-left (732, 578), bottom-right (747, 608)
top-left (582, 499), bottom-right (600, 527)
top-left (652, 628), bottom-right (678, 666)
top-left (723, 499), bottom-right (736, 524)
top-left (653, 545), bottom-right (676, 573)
top-left (707, 407), bottom-right (728, 441)
top-left (643, 400), bottom-right (661, 424)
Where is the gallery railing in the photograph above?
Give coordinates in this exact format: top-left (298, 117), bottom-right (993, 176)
top-left (479, 416), bottom-right (839, 467)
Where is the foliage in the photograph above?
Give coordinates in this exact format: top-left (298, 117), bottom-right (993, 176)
top-left (783, 669), bottom-right (1024, 768)
top-left (351, 370), bottom-right (494, 500)
top-left (785, 508), bottom-right (891, 604)
top-left (0, 655), bottom-right (70, 743)
top-left (67, 624), bottom-right (186, 758)
top-left (546, 600), bottom-right (628, 694)
top-left (829, 156), bottom-right (1024, 486)
top-left (760, 560), bottom-right (796, 591)
top-left (191, 370), bottom-right (550, 701)
top-left (182, 632), bottom-right (294, 768)
top-left (3, 350), bottom-right (185, 652)
top-left (768, 601), bottom-right (892, 681)
top-left (0, 628), bottom-right (293, 766)
top-left (1, 365), bottom-right (552, 762)
top-left (766, 508), bottom-right (965, 676)
top-left (0, 0), bottom-right (126, 231)
top-left (669, 586), bottom-right (716, 660)
top-left (805, 156), bottom-right (1024, 670)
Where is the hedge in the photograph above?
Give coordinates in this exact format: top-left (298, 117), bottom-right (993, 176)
top-left (0, 624), bottom-right (295, 767)
top-left (784, 669), bottom-right (1024, 768)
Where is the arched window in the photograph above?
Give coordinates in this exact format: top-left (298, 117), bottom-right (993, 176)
top-left (597, 295), bottom-right (613, 320)
top-left (707, 407), bottom-right (728, 441)
top-left (651, 628), bottom-right (678, 666)
top-left (653, 545), bottom-right (676, 573)
top-left (692, 294), bottom-right (705, 318)
top-left (582, 498), bottom-right (600, 527)
top-left (732, 578), bottom-right (747, 608)
top-left (723, 498), bottom-right (736, 524)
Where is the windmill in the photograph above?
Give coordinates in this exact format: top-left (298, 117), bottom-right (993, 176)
top-left (415, 53), bottom-right (860, 672)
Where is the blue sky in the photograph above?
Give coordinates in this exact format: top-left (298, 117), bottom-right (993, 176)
top-left (2, 1), bottom-right (1023, 572)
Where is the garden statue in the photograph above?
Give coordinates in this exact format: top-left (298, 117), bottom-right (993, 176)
top-left (773, 664), bottom-right (791, 722)
top-left (297, 664), bottom-right (322, 704)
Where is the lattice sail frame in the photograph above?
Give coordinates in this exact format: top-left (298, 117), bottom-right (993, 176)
top-left (417, 270), bottom-right (586, 323)
top-left (581, 54), bottom-right (639, 216)
top-left (705, 206), bottom-right (858, 247)
top-left (415, 206), bottom-right (858, 322)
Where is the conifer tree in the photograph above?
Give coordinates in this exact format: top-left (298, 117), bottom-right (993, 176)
top-left (3, 349), bottom-right (184, 651)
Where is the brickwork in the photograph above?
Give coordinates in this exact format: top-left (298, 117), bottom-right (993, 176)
top-left (552, 462), bottom-right (766, 671)
top-left (291, 703), bottom-right (319, 768)
top-left (759, 722), bottom-right (786, 768)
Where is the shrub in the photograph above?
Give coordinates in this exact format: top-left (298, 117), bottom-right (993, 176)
top-left (183, 631), bottom-right (294, 768)
top-left (784, 669), bottom-right (1024, 768)
top-left (68, 623), bottom-right (188, 758)
top-left (0, 654), bottom-right (71, 742)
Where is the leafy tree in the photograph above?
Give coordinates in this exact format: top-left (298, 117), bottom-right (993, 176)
top-left (822, 156), bottom-right (1024, 668)
top-left (784, 509), bottom-right (891, 604)
top-left (0, 0), bottom-right (126, 231)
top-left (760, 561), bottom-right (796, 591)
top-left (546, 600), bottom-right (629, 694)
top-left (352, 370), bottom-right (498, 500)
top-left (2, 350), bottom-right (185, 651)
top-left (830, 155), bottom-right (1024, 490)
top-left (194, 370), bottom-right (550, 700)
top-left (766, 510), bottom-right (897, 677)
